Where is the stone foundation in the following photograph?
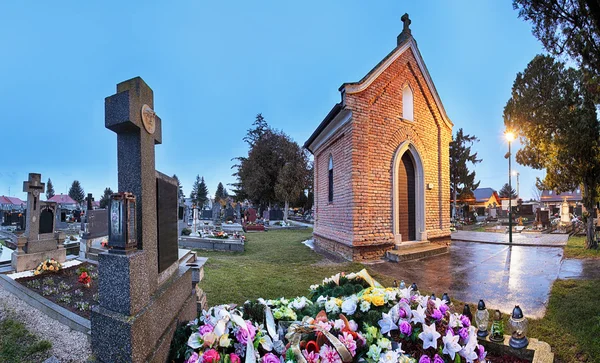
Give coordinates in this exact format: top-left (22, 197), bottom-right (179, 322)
top-left (11, 247), bottom-right (67, 272)
top-left (314, 233), bottom-right (394, 261)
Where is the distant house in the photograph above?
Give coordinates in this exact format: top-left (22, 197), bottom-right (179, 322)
top-left (541, 189), bottom-right (582, 215)
top-left (0, 196), bottom-right (25, 211)
top-left (461, 188), bottom-right (501, 217)
top-left (92, 201), bottom-right (101, 209)
top-left (48, 194), bottom-right (79, 210)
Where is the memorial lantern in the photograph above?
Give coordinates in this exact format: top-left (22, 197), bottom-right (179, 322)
top-left (490, 309), bottom-right (505, 342)
top-left (508, 305), bottom-right (529, 349)
top-left (475, 300), bottom-right (489, 338)
top-left (410, 282), bottom-right (418, 297)
top-left (462, 304), bottom-right (473, 324)
top-left (108, 192), bottom-right (137, 251)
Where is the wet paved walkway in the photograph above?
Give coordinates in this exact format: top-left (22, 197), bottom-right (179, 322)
top-left (451, 230), bottom-right (568, 247)
top-left (370, 241), bottom-right (568, 318)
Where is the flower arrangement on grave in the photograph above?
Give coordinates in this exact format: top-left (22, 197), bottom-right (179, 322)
top-left (101, 239), bottom-right (109, 248)
top-left (178, 269), bottom-right (488, 363)
top-left (78, 271), bottom-right (91, 288)
top-left (212, 231), bottom-right (229, 240)
top-left (33, 258), bottom-right (62, 276)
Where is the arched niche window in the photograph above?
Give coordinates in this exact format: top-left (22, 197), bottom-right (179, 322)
top-left (402, 85), bottom-right (414, 121)
top-left (328, 155), bottom-right (334, 203)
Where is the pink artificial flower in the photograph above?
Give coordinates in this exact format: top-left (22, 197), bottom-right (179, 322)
top-left (230, 353), bottom-right (241, 363)
top-left (302, 349), bottom-right (320, 363)
top-left (202, 349), bottom-right (221, 363)
top-left (338, 331), bottom-right (357, 356)
top-left (185, 352), bottom-right (200, 363)
top-left (199, 324), bottom-right (214, 335)
top-left (235, 321), bottom-right (257, 345)
top-left (315, 320), bottom-right (333, 332)
top-left (262, 353), bottom-right (280, 363)
top-left (320, 345), bottom-right (342, 363)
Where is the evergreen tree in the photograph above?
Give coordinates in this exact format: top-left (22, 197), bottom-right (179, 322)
top-left (450, 128), bottom-right (482, 219)
top-left (99, 187), bottom-right (114, 209)
top-left (46, 178), bottom-right (55, 200)
top-left (172, 174), bottom-right (185, 201)
top-left (197, 177), bottom-right (209, 209)
top-left (499, 183), bottom-right (518, 199)
top-left (214, 182), bottom-right (228, 203)
top-left (68, 180), bottom-right (85, 206)
top-left (243, 113), bottom-right (269, 147)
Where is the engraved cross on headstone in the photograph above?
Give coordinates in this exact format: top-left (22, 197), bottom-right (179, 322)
top-left (105, 77), bottom-right (162, 269)
top-left (23, 173), bottom-right (45, 238)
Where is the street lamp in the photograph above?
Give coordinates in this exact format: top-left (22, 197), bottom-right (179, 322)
top-left (505, 131), bottom-right (515, 244)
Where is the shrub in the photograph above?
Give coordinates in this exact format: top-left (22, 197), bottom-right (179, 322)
top-left (181, 228), bottom-right (192, 236)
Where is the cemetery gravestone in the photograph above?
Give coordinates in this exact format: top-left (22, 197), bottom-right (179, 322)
top-left (86, 193), bottom-right (94, 211)
top-left (225, 205), bottom-right (235, 221)
top-left (91, 77), bottom-right (195, 363)
top-left (11, 173), bottom-right (66, 272)
top-left (212, 203), bottom-right (221, 223)
top-left (201, 209), bottom-right (212, 220)
top-left (235, 203), bottom-right (241, 220)
top-left (247, 208), bottom-right (257, 223)
top-left (269, 208), bottom-right (284, 221)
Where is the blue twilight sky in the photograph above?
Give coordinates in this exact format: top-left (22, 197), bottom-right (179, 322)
top-left (0, 1), bottom-right (545, 202)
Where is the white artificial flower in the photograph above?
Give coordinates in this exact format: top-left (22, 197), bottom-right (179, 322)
top-left (325, 299), bottom-right (340, 314)
top-left (316, 295), bottom-right (327, 305)
top-left (378, 312), bottom-right (398, 335)
top-left (334, 319), bottom-right (345, 331)
top-left (367, 345), bottom-right (382, 360)
top-left (346, 272), bottom-right (357, 280)
top-left (442, 330), bottom-right (462, 360)
top-left (418, 323), bottom-right (441, 350)
top-left (378, 349), bottom-right (399, 363)
top-left (377, 337), bottom-right (392, 350)
top-left (449, 313), bottom-right (463, 329)
top-left (433, 297), bottom-right (446, 309)
top-left (417, 295), bottom-right (429, 308)
top-left (341, 297), bottom-right (358, 315)
top-left (309, 284), bottom-right (320, 291)
top-left (411, 305), bottom-right (426, 325)
top-left (360, 300), bottom-right (371, 312)
top-left (399, 287), bottom-right (412, 300)
top-left (348, 320), bottom-right (358, 332)
top-left (459, 337), bottom-right (479, 363)
top-left (291, 296), bottom-right (308, 310)
top-left (187, 332), bottom-right (202, 349)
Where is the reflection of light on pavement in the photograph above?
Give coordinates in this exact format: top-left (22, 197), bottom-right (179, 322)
top-left (508, 246), bottom-right (525, 292)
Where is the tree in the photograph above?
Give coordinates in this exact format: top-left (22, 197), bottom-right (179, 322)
top-left (499, 183), bottom-right (518, 199)
top-left (99, 187), bottom-right (114, 209)
top-left (450, 128), bottom-right (482, 219)
top-left (243, 113), bottom-right (269, 147)
top-left (513, 0), bottom-right (600, 98)
top-left (214, 182), bottom-right (228, 204)
top-left (274, 137), bottom-right (310, 221)
top-left (531, 184), bottom-right (542, 201)
top-left (172, 174), bottom-right (185, 201)
top-left (190, 175), bottom-right (209, 208)
top-left (46, 178), bottom-right (55, 200)
top-left (68, 180), bottom-right (85, 206)
top-left (504, 54), bottom-right (600, 248)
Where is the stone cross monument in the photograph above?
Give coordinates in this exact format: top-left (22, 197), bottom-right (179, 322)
top-left (11, 173), bottom-right (66, 272)
top-left (91, 77), bottom-right (196, 363)
top-left (86, 193), bottom-right (94, 211)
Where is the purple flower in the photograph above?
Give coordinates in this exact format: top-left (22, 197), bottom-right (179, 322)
top-left (399, 320), bottom-right (412, 336)
top-left (399, 308), bottom-right (407, 319)
top-left (185, 352), bottom-right (199, 363)
top-left (198, 324), bottom-right (214, 335)
top-left (439, 304), bottom-right (449, 315)
top-left (433, 355), bottom-right (444, 363)
top-left (460, 315), bottom-right (471, 327)
top-left (458, 327), bottom-right (469, 341)
top-left (431, 309), bottom-right (443, 320)
top-left (262, 353), bottom-right (280, 363)
top-left (418, 355), bottom-right (431, 363)
top-left (235, 321), bottom-right (257, 345)
top-left (478, 345), bottom-right (487, 361)
top-left (400, 298), bottom-right (409, 304)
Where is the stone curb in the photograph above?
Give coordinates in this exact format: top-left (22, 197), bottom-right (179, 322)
top-left (0, 274), bottom-right (91, 335)
top-left (451, 238), bottom-right (565, 248)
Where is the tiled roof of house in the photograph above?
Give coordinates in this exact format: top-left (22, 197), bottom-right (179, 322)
top-left (472, 188), bottom-right (499, 203)
top-left (48, 194), bottom-right (77, 205)
top-left (0, 196), bottom-right (25, 205)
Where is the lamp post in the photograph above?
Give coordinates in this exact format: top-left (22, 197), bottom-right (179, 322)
top-left (512, 170), bottom-right (520, 198)
top-left (505, 131), bottom-right (515, 244)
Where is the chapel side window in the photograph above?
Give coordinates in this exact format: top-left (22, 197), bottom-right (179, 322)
top-left (402, 85), bottom-right (414, 121)
top-left (328, 155), bottom-right (334, 203)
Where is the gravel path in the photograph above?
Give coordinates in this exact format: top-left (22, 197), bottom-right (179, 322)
top-left (0, 284), bottom-right (91, 362)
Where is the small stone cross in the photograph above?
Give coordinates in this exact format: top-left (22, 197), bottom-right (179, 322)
top-left (401, 13), bottom-right (411, 33)
top-left (22, 173), bottom-right (45, 238)
top-left (86, 193), bottom-right (94, 211)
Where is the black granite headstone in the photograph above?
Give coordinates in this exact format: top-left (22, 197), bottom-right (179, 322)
top-left (269, 209), bottom-right (284, 221)
top-left (39, 206), bottom-right (54, 234)
top-left (73, 209), bottom-right (82, 222)
top-left (201, 209), bottom-right (212, 219)
top-left (178, 206), bottom-right (184, 220)
top-left (156, 172), bottom-right (178, 273)
top-left (86, 209), bottom-right (109, 239)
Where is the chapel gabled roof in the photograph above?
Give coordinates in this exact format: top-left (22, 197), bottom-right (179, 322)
top-left (304, 14), bottom-right (453, 153)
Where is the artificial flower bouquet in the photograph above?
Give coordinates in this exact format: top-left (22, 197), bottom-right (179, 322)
top-left (33, 258), bottom-right (62, 276)
top-left (79, 271), bottom-right (91, 287)
top-left (179, 270), bottom-right (487, 363)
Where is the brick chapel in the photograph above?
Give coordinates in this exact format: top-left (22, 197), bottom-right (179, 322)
top-left (304, 14), bottom-right (452, 261)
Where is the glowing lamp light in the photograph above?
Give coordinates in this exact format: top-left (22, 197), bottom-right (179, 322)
top-left (505, 131), bottom-right (516, 142)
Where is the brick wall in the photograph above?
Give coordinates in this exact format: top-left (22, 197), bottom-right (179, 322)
top-left (312, 42), bottom-right (452, 260)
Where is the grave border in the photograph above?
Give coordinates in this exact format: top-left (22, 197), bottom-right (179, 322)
top-left (0, 274), bottom-right (91, 335)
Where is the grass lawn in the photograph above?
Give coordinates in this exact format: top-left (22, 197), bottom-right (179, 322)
top-left (0, 314), bottom-right (52, 363)
top-left (528, 279), bottom-right (600, 362)
top-left (563, 236), bottom-right (600, 259)
top-left (197, 229), bottom-right (394, 305)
